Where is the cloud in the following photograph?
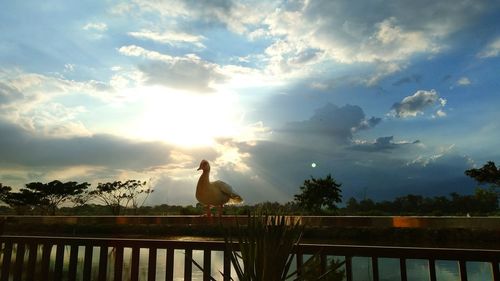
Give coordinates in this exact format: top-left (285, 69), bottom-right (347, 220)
top-left (0, 69), bottom-right (123, 137)
top-left (0, 120), bottom-right (172, 170)
top-left (128, 30), bottom-right (206, 48)
top-left (477, 37), bottom-right (500, 58)
top-left (82, 22), bottom-right (108, 32)
top-left (0, 81), bottom-right (25, 105)
top-left (279, 103), bottom-right (381, 144)
top-left (129, 0), bottom-right (269, 34)
top-left (392, 74), bottom-right (422, 86)
top-left (390, 89), bottom-right (446, 118)
top-left (263, 0), bottom-right (486, 64)
top-left (350, 136), bottom-right (417, 152)
top-left (456, 77), bottom-right (471, 86)
top-left (118, 45), bottom-right (227, 92)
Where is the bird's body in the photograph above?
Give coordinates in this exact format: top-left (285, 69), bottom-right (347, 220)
top-left (196, 160), bottom-right (243, 217)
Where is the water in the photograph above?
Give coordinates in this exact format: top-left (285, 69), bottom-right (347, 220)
top-left (1, 243), bottom-right (496, 281)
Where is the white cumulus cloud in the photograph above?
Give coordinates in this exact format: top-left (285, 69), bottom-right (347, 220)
top-left (390, 89), bottom-right (447, 118)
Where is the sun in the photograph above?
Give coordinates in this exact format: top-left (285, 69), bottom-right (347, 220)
top-left (134, 86), bottom-right (242, 147)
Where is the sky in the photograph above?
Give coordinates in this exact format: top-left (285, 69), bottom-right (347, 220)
top-left (1, 0), bottom-right (500, 206)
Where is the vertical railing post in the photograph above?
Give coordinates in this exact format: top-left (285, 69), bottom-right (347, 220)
top-left (83, 245), bottom-right (93, 281)
top-left (400, 258), bottom-right (407, 281)
top-left (459, 260), bottom-right (468, 281)
top-left (53, 243), bottom-right (65, 281)
top-left (203, 249), bottom-right (212, 281)
top-left (148, 247), bottom-right (157, 281)
top-left (166, 248), bottom-right (174, 281)
top-left (13, 242), bottom-right (25, 281)
top-left (184, 248), bottom-right (193, 281)
top-left (371, 256), bottom-right (379, 281)
top-left (0, 241), bottom-right (13, 281)
top-left (114, 246), bottom-right (124, 281)
top-left (492, 260), bottom-right (499, 281)
top-left (68, 244), bottom-right (79, 281)
top-left (131, 247), bottom-right (140, 281)
top-left (295, 246), bottom-right (303, 277)
top-left (428, 259), bottom-right (437, 281)
top-left (223, 248), bottom-right (231, 281)
top-left (40, 243), bottom-right (53, 281)
top-left (98, 246), bottom-right (109, 281)
top-left (320, 254), bottom-right (327, 275)
top-left (345, 256), bottom-right (353, 281)
top-left (26, 243), bottom-right (38, 281)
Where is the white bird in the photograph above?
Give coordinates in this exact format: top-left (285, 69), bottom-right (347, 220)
top-left (196, 159), bottom-right (243, 217)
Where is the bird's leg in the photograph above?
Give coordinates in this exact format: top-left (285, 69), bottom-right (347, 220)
top-left (217, 205), bottom-right (223, 217)
top-left (205, 205), bottom-right (212, 218)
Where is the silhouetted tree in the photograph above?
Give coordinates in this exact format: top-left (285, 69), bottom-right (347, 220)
top-left (1, 181), bottom-right (90, 215)
top-left (465, 161), bottom-right (500, 187)
top-left (0, 183), bottom-right (12, 204)
top-left (90, 180), bottom-right (151, 215)
top-left (2, 188), bottom-right (41, 215)
top-left (465, 161), bottom-right (499, 209)
top-left (24, 181), bottom-right (90, 215)
top-left (294, 174), bottom-right (342, 213)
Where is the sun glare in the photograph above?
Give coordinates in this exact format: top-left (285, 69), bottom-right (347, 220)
top-left (135, 87), bottom-right (242, 147)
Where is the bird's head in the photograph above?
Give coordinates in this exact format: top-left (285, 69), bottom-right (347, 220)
top-left (197, 159), bottom-right (210, 171)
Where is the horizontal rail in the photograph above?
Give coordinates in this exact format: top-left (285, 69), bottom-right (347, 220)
top-left (1, 235), bottom-right (499, 281)
top-left (3, 215), bottom-right (500, 229)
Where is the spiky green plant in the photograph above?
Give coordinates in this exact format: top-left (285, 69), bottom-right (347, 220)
top-left (192, 213), bottom-right (344, 281)
top-left (224, 214), bottom-right (301, 281)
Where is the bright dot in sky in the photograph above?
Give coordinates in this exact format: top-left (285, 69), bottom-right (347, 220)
top-left (133, 86), bottom-right (243, 147)
top-left (311, 162), bottom-right (317, 168)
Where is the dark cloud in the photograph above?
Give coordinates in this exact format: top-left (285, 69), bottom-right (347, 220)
top-left (279, 103), bottom-right (381, 143)
top-left (392, 74), bottom-right (422, 86)
top-left (0, 120), bottom-right (172, 170)
top-left (227, 136), bottom-right (474, 203)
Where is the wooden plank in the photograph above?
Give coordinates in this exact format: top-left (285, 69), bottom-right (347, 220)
top-left (98, 246), bottom-right (108, 281)
top-left (114, 246), bottom-right (124, 281)
top-left (400, 258), bottom-right (407, 281)
top-left (53, 243), bottom-right (65, 281)
top-left (428, 259), bottom-right (437, 281)
top-left (26, 243), bottom-right (38, 281)
top-left (371, 257), bottom-right (379, 281)
top-left (68, 244), bottom-right (79, 281)
top-left (203, 249), bottom-right (211, 281)
top-left (184, 248), bottom-right (193, 281)
top-left (13, 242), bottom-right (25, 281)
top-left (148, 247), bottom-right (157, 281)
top-left (165, 248), bottom-right (174, 281)
top-left (0, 241), bottom-right (13, 281)
top-left (131, 247), bottom-right (140, 281)
top-left (83, 245), bottom-right (93, 281)
top-left (40, 243), bottom-right (52, 281)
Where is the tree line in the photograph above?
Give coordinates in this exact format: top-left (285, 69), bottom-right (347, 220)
top-left (0, 161), bottom-right (498, 216)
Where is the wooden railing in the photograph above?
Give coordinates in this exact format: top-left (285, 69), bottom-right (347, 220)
top-left (0, 235), bottom-right (499, 281)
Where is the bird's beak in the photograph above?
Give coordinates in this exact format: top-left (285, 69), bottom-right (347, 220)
top-left (197, 166), bottom-right (202, 171)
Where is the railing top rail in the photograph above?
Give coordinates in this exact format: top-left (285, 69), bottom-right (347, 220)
top-left (3, 215), bottom-right (500, 230)
top-left (1, 235), bottom-right (499, 261)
